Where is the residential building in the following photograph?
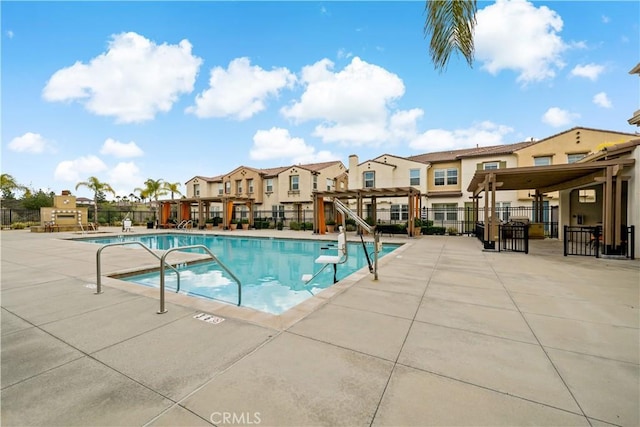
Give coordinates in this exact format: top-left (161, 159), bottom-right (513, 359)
top-left (182, 161), bottom-right (346, 225)
top-left (347, 154), bottom-right (428, 221)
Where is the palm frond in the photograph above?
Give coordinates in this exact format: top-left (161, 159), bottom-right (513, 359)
top-left (424, 0), bottom-right (477, 72)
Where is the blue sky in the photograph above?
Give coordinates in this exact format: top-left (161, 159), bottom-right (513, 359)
top-left (2, 1), bottom-right (639, 199)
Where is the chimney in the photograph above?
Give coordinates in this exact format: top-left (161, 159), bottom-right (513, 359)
top-left (348, 154), bottom-right (359, 189)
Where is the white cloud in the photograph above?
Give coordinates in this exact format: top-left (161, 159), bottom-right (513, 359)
top-left (409, 121), bottom-right (514, 152)
top-left (541, 107), bottom-right (580, 127)
top-left (54, 155), bottom-right (108, 181)
top-left (601, 15), bottom-right (610, 24)
top-left (249, 127), bottom-right (338, 164)
top-left (107, 162), bottom-right (144, 196)
top-left (187, 57), bottom-right (295, 120)
top-left (6, 30), bottom-right (14, 39)
top-left (8, 132), bottom-right (52, 154)
top-left (593, 92), bottom-right (612, 108)
top-left (100, 138), bottom-right (144, 158)
top-left (281, 57), bottom-right (405, 146)
top-left (570, 63), bottom-right (605, 81)
top-left (475, 0), bottom-right (567, 84)
top-left (42, 32), bottom-right (202, 123)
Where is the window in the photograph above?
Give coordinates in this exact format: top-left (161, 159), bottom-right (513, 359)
top-left (567, 153), bottom-right (587, 164)
top-left (363, 171), bottom-right (375, 188)
top-left (483, 162), bottom-right (499, 170)
top-left (433, 203), bottom-right (458, 221)
top-left (326, 178), bottom-right (333, 191)
top-left (534, 156), bottom-right (552, 166)
top-left (447, 168), bottom-right (458, 185)
top-left (313, 175), bottom-right (317, 191)
top-left (266, 179), bottom-right (273, 193)
top-left (434, 168), bottom-right (457, 186)
top-left (235, 180), bottom-right (242, 194)
top-left (193, 183), bottom-right (200, 197)
top-left (247, 179), bottom-right (254, 194)
top-left (224, 182), bottom-right (231, 194)
top-left (409, 169), bottom-right (420, 186)
top-left (218, 183), bottom-right (223, 195)
top-left (579, 189), bottom-right (596, 203)
top-left (272, 205), bottom-right (285, 218)
top-left (391, 204), bottom-right (409, 220)
top-left (289, 175), bottom-right (299, 191)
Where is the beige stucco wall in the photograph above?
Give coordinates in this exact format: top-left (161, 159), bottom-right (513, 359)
top-left (427, 160), bottom-right (462, 193)
top-left (185, 177), bottom-right (219, 198)
top-left (516, 128), bottom-right (636, 200)
top-left (223, 167), bottom-right (264, 203)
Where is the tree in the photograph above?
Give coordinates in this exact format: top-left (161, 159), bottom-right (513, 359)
top-left (21, 190), bottom-right (54, 210)
top-left (75, 177), bottom-right (116, 224)
top-left (424, 0), bottom-right (477, 71)
top-left (164, 181), bottom-right (182, 199)
top-left (0, 173), bottom-right (26, 200)
top-left (134, 178), bottom-right (168, 221)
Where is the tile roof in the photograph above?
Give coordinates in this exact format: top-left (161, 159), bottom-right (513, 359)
top-left (408, 140), bottom-right (537, 163)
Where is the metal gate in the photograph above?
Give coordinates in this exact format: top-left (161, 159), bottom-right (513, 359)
top-left (563, 226), bottom-right (600, 257)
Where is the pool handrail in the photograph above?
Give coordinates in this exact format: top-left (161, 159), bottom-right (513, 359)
top-left (96, 241), bottom-right (181, 294)
top-left (334, 199), bottom-right (379, 280)
top-left (158, 245), bottom-right (242, 314)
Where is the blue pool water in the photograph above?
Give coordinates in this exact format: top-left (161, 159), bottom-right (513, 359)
top-left (80, 234), bottom-right (399, 314)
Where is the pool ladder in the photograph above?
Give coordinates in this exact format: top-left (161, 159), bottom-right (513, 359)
top-left (176, 220), bottom-right (193, 231)
top-left (95, 243), bottom-right (242, 314)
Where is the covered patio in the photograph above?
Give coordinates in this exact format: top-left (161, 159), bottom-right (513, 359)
top-left (311, 187), bottom-right (422, 236)
top-left (467, 157), bottom-right (636, 256)
top-left (159, 196), bottom-right (256, 229)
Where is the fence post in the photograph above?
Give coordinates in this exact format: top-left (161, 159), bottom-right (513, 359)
top-left (524, 224), bottom-right (529, 254)
top-left (594, 226), bottom-right (600, 259)
top-left (563, 225), bottom-right (568, 256)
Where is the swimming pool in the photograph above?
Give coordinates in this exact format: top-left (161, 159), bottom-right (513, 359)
top-left (80, 233), bottom-right (400, 314)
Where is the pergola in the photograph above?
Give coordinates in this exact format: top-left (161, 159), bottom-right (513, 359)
top-left (467, 158), bottom-right (635, 252)
top-left (311, 187), bottom-right (422, 236)
top-left (160, 196), bottom-right (255, 229)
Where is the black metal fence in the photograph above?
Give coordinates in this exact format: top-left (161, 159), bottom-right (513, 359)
top-left (564, 226), bottom-right (600, 257)
top-left (1, 209), bottom-right (41, 226)
top-left (498, 223), bottom-right (529, 254)
top-left (563, 225), bottom-right (635, 259)
top-left (1, 205), bottom-right (560, 238)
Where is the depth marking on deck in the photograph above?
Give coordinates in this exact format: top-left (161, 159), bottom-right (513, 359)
top-left (194, 313), bottom-right (225, 324)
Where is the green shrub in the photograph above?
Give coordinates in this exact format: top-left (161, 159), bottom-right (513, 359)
top-left (10, 222), bottom-right (27, 229)
top-left (276, 221), bottom-right (284, 230)
top-left (446, 227), bottom-right (459, 235)
top-left (290, 221), bottom-right (301, 231)
top-left (303, 222), bottom-right (313, 231)
top-left (421, 226), bottom-right (446, 235)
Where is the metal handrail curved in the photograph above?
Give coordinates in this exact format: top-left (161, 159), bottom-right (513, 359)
top-left (96, 242), bottom-right (180, 294)
top-left (158, 245), bottom-right (242, 314)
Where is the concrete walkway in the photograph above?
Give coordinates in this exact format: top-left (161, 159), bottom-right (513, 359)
top-left (1, 228), bottom-right (638, 426)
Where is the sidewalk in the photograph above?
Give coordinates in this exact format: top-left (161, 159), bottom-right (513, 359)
top-left (1, 228), bottom-right (638, 426)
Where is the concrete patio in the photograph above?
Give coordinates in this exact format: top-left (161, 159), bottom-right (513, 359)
top-left (1, 227), bottom-right (638, 426)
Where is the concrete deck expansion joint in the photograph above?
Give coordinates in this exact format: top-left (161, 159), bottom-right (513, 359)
top-left (1, 228), bottom-right (638, 426)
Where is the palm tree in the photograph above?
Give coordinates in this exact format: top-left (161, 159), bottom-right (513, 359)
top-left (134, 179), bottom-right (168, 222)
top-left (424, 0), bottom-right (477, 71)
top-left (75, 176), bottom-right (115, 225)
top-left (164, 181), bottom-right (182, 199)
top-left (0, 173), bottom-right (26, 199)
